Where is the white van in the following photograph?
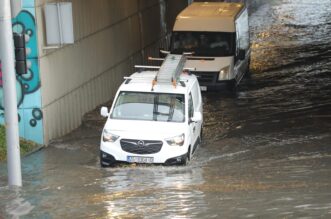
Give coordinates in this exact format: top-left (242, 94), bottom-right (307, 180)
top-left (166, 2), bottom-right (250, 91)
top-left (99, 55), bottom-right (203, 167)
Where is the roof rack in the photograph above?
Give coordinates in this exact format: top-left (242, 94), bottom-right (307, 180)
top-left (151, 54), bottom-right (186, 91)
top-left (134, 65), bottom-right (160, 70)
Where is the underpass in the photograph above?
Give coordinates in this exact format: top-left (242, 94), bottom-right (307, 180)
top-left (0, 0), bottom-right (331, 218)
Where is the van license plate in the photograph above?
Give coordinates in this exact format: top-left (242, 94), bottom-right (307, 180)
top-left (200, 86), bottom-right (207, 91)
top-left (127, 156), bottom-right (154, 163)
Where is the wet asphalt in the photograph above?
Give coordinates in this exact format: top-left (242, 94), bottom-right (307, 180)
top-left (1, 0), bottom-right (331, 218)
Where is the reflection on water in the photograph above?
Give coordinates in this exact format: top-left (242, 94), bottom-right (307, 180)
top-left (100, 167), bottom-right (207, 218)
top-left (1, 0), bottom-right (331, 218)
top-left (6, 195), bottom-right (34, 218)
top-left (0, 187), bottom-right (34, 218)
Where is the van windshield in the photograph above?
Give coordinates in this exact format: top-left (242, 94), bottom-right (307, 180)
top-left (111, 92), bottom-right (185, 122)
top-left (170, 31), bottom-right (236, 57)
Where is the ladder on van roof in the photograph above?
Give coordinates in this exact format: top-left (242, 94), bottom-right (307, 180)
top-left (132, 54), bottom-right (194, 90)
top-left (152, 54), bottom-right (186, 90)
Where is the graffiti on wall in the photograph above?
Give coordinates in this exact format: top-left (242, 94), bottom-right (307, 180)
top-left (0, 7), bottom-right (43, 144)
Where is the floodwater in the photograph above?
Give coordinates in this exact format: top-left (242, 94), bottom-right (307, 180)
top-left (1, 0), bottom-right (331, 218)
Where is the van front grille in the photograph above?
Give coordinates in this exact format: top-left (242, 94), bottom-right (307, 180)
top-left (120, 139), bottom-right (163, 155)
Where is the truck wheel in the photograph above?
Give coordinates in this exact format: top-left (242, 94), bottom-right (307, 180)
top-left (226, 80), bottom-right (237, 92)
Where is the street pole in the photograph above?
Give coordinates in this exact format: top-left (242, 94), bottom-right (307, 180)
top-left (0, 0), bottom-right (22, 187)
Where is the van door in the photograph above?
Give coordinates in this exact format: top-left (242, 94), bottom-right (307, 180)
top-left (191, 81), bottom-right (202, 139)
top-left (234, 8), bottom-right (250, 83)
top-left (188, 92), bottom-right (198, 157)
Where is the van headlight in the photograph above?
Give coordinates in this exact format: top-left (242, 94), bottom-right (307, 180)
top-left (165, 134), bottom-right (185, 146)
top-left (103, 129), bottom-right (119, 142)
top-left (218, 66), bottom-right (230, 80)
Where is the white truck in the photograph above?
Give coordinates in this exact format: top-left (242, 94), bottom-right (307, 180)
top-left (100, 55), bottom-right (203, 167)
top-left (164, 2), bottom-right (250, 91)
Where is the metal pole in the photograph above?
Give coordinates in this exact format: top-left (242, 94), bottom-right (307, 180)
top-left (0, 0), bottom-right (22, 187)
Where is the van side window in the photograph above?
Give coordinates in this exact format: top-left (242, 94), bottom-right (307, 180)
top-left (191, 82), bottom-right (201, 111)
top-left (188, 93), bottom-right (194, 119)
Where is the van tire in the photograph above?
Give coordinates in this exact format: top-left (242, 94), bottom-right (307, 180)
top-left (226, 80), bottom-right (237, 92)
top-left (244, 58), bottom-right (251, 78)
top-left (200, 127), bottom-right (203, 144)
top-left (100, 158), bottom-right (109, 168)
top-left (181, 147), bottom-right (191, 165)
top-left (100, 160), bottom-right (108, 168)
top-left (181, 155), bottom-right (188, 166)
top-left (100, 158), bottom-right (116, 168)
top-left (100, 151), bottom-right (116, 168)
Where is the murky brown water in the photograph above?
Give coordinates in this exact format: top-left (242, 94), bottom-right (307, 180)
top-left (1, 0), bottom-right (331, 218)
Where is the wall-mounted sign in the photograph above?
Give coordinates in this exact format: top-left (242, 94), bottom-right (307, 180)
top-left (44, 2), bottom-right (74, 45)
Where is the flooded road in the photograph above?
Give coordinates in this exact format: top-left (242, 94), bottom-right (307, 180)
top-left (1, 0), bottom-right (331, 218)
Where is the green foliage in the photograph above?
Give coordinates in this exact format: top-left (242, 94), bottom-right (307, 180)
top-left (0, 126), bottom-right (7, 161)
top-left (0, 125), bottom-right (40, 162)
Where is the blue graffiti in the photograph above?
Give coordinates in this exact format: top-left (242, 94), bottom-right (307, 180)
top-left (0, 7), bottom-right (44, 144)
top-left (13, 11), bottom-right (37, 58)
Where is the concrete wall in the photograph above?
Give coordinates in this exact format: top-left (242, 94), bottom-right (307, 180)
top-left (34, 0), bottom-right (187, 144)
top-left (166, 0), bottom-right (189, 33)
top-left (36, 0), bottom-right (159, 143)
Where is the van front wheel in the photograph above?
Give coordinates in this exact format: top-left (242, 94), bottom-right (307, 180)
top-left (244, 59), bottom-right (251, 78)
top-left (181, 147), bottom-right (191, 165)
top-left (181, 155), bottom-right (188, 166)
top-left (100, 151), bottom-right (116, 168)
top-left (226, 80), bottom-right (237, 92)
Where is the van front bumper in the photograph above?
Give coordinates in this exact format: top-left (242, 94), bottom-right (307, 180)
top-left (100, 140), bottom-right (188, 165)
top-left (193, 71), bottom-right (235, 90)
top-left (100, 150), bottom-right (187, 165)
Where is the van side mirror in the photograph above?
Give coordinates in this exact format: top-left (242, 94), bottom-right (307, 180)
top-left (159, 48), bottom-right (170, 58)
top-left (191, 112), bottom-right (202, 123)
top-left (100, 107), bottom-right (109, 118)
top-left (238, 49), bottom-right (246, 60)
